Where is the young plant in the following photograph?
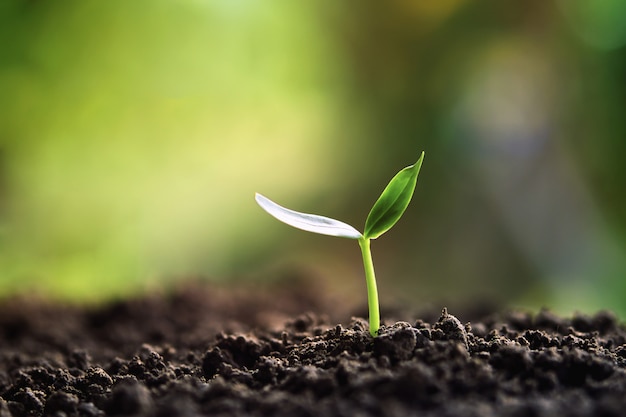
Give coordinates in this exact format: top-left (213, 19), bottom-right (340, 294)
top-left (255, 151), bottom-right (424, 337)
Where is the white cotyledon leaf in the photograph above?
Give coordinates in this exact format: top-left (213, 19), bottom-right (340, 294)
top-left (255, 193), bottom-right (362, 239)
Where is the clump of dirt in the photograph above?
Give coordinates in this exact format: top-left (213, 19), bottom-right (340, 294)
top-left (1, 286), bottom-right (625, 416)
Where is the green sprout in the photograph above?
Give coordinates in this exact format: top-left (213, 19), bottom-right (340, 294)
top-left (255, 151), bottom-right (424, 337)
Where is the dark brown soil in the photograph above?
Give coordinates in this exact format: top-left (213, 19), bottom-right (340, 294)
top-left (1, 284), bottom-right (625, 417)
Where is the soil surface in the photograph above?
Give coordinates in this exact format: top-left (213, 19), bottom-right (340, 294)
top-left (1, 283), bottom-right (625, 417)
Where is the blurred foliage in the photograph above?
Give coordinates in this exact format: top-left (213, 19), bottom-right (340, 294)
top-left (0, 1), bottom-right (625, 317)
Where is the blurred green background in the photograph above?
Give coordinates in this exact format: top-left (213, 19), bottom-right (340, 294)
top-left (1, 0), bottom-right (625, 316)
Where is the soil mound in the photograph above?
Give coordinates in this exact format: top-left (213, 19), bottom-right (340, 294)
top-left (1, 287), bottom-right (625, 416)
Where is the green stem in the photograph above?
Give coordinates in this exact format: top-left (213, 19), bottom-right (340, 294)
top-left (358, 237), bottom-right (380, 337)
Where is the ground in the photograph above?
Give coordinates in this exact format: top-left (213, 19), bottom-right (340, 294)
top-left (0, 283), bottom-right (625, 417)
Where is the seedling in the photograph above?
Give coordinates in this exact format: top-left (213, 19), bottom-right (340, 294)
top-left (255, 151), bottom-right (424, 337)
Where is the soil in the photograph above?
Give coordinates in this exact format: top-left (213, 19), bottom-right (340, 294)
top-left (1, 283), bottom-right (625, 417)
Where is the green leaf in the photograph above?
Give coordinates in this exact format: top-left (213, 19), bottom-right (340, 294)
top-left (363, 151), bottom-right (424, 239)
top-left (255, 193), bottom-right (363, 239)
